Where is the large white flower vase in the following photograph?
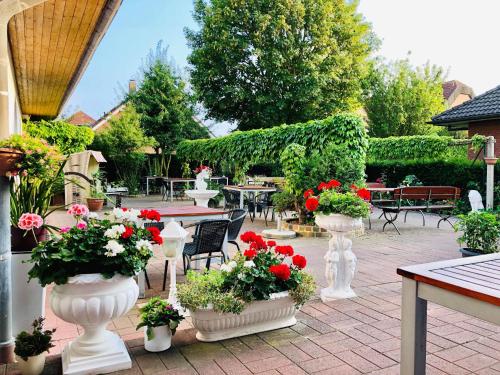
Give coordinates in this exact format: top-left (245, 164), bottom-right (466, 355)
top-left (185, 169), bottom-right (218, 207)
top-left (315, 214), bottom-right (362, 302)
top-left (50, 274), bottom-right (139, 375)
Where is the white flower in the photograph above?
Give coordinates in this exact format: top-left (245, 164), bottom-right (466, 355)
top-left (228, 260), bottom-right (237, 269)
top-left (104, 224), bottom-right (126, 239)
top-left (237, 273), bottom-right (245, 280)
top-left (112, 208), bottom-right (124, 220)
top-left (122, 209), bottom-right (140, 223)
top-left (104, 240), bottom-right (125, 257)
top-left (135, 239), bottom-right (153, 255)
top-left (243, 260), bottom-right (255, 268)
top-left (220, 264), bottom-right (233, 272)
top-left (87, 212), bottom-right (99, 220)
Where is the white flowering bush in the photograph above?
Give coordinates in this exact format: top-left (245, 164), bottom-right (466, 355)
top-left (28, 206), bottom-right (162, 286)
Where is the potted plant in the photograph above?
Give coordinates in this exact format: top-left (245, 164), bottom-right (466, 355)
top-left (27, 206), bottom-right (160, 374)
top-left (14, 317), bottom-right (55, 375)
top-left (454, 211), bottom-right (500, 257)
top-left (0, 147), bottom-right (23, 176)
top-left (304, 180), bottom-right (370, 301)
top-left (86, 170), bottom-right (106, 211)
top-left (177, 232), bottom-right (315, 342)
top-left (136, 297), bottom-right (184, 352)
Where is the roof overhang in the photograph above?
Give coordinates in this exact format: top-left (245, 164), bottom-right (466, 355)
top-left (7, 0), bottom-right (122, 119)
top-left (429, 116), bottom-right (500, 131)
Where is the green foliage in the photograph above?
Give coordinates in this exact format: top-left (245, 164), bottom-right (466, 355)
top-left (454, 211), bottom-right (500, 254)
top-left (367, 135), bottom-right (470, 161)
top-left (28, 213), bottom-right (155, 286)
top-left (288, 272), bottom-right (316, 307)
top-left (281, 144), bottom-right (307, 198)
top-left (92, 105), bottom-right (155, 194)
top-left (136, 297), bottom-right (184, 339)
top-left (178, 113), bottom-right (368, 168)
top-left (14, 318), bottom-right (55, 360)
top-left (363, 59), bottom-right (445, 137)
top-left (186, 0), bottom-right (374, 130)
top-left (24, 119), bottom-right (94, 154)
top-left (272, 191), bottom-right (296, 215)
top-left (366, 159), bottom-right (489, 193)
top-left (317, 189), bottom-right (370, 218)
top-left (316, 143), bottom-right (366, 187)
top-left (471, 134), bottom-right (487, 152)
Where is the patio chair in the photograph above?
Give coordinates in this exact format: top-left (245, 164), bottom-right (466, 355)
top-left (222, 188), bottom-right (241, 210)
top-left (142, 222), bottom-right (170, 291)
top-left (183, 219), bottom-right (230, 274)
top-left (227, 209), bottom-right (247, 252)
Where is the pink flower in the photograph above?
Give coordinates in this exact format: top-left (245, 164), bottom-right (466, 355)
top-left (76, 222), bottom-right (87, 230)
top-left (59, 226), bottom-right (71, 233)
top-left (67, 204), bottom-right (89, 217)
top-left (17, 213), bottom-right (44, 231)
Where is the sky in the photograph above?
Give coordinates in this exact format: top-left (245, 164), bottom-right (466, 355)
top-left (64, 0), bottom-right (500, 135)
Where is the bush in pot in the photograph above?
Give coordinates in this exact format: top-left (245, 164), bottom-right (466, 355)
top-left (136, 297), bottom-right (184, 352)
top-left (454, 211), bottom-right (500, 257)
top-left (14, 317), bottom-right (55, 375)
top-left (27, 206), bottom-right (160, 373)
top-left (177, 232), bottom-right (315, 341)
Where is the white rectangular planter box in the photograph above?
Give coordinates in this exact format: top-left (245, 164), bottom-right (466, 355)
top-left (189, 291), bottom-right (298, 342)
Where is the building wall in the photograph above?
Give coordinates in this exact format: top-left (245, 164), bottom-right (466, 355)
top-left (7, 44), bottom-right (22, 135)
top-left (468, 120), bottom-right (500, 158)
top-left (450, 93), bottom-right (472, 109)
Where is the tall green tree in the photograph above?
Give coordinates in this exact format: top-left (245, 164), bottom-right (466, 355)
top-left (128, 43), bottom-right (210, 176)
top-left (363, 59), bottom-right (446, 137)
top-left (92, 104), bottom-right (155, 194)
top-left (186, 0), bottom-right (375, 131)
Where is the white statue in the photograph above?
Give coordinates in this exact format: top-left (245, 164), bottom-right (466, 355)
top-left (185, 166), bottom-right (218, 208)
top-left (195, 168), bottom-right (210, 190)
top-left (468, 190), bottom-right (484, 212)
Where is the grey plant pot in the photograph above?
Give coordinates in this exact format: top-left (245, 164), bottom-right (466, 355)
top-left (459, 247), bottom-right (483, 257)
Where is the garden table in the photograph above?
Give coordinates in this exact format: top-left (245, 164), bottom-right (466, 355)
top-left (397, 254), bottom-right (500, 375)
top-left (145, 176), bottom-right (167, 196)
top-left (224, 185), bottom-right (277, 211)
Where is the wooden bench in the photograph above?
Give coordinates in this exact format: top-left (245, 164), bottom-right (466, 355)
top-left (379, 186), bottom-right (460, 234)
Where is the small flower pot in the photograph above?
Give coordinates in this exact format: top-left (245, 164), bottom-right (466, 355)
top-left (86, 198), bottom-right (105, 212)
top-left (11, 226), bottom-right (47, 253)
top-left (459, 247), bottom-right (483, 257)
top-left (144, 326), bottom-right (172, 352)
top-left (16, 352), bottom-right (46, 375)
top-left (0, 147), bottom-right (22, 176)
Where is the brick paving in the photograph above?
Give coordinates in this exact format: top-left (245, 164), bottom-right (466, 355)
top-left (2, 197), bottom-right (500, 374)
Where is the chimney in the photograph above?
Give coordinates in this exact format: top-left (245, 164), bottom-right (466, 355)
top-left (128, 80), bottom-right (137, 93)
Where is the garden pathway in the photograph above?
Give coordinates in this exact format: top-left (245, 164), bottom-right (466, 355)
top-left (2, 197), bottom-right (500, 374)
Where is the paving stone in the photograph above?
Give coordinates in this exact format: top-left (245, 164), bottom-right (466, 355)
top-left (135, 353), bottom-right (168, 375)
top-left (244, 354), bottom-right (292, 373)
top-left (214, 354), bottom-right (252, 375)
top-left (433, 345), bottom-right (477, 362)
top-left (426, 354), bottom-right (469, 375)
top-left (352, 346), bottom-right (397, 368)
top-left (276, 364), bottom-right (307, 374)
top-left (189, 359), bottom-right (225, 374)
top-left (274, 343), bottom-right (313, 362)
top-left (454, 353), bottom-right (498, 372)
top-left (298, 354), bottom-right (345, 373)
top-left (291, 338), bottom-right (330, 358)
top-left (334, 350), bottom-right (380, 373)
top-left (313, 364), bottom-right (361, 375)
top-left (320, 338), bottom-right (365, 355)
top-left (369, 337), bottom-right (401, 353)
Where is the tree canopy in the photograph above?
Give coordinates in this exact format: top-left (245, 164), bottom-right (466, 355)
top-left (24, 119), bottom-right (94, 154)
top-left (363, 59), bottom-right (446, 137)
top-left (186, 0), bottom-right (375, 131)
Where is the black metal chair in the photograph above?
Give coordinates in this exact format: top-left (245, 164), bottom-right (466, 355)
top-left (227, 209), bottom-right (247, 252)
top-left (183, 219), bottom-right (230, 274)
top-left (222, 189), bottom-right (240, 210)
top-left (143, 222), bottom-right (171, 291)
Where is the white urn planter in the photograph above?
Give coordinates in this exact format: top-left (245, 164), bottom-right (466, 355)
top-left (189, 291), bottom-right (297, 342)
top-left (315, 214), bottom-right (362, 302)
top-left (184, 190), bottom-right (219, 208)
top-left (50, 274), bottom-right (139, 375)
top-left (16, 352), bottom-right (46, 375)
top-left (144, 326), bottom-right (172, 352)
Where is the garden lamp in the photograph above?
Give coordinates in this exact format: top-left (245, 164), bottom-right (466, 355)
top-left (160, 219), bottom-right (188, 310)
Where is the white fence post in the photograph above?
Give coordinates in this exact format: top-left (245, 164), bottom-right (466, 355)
top-left (484, 137), bottom-right (497, 209)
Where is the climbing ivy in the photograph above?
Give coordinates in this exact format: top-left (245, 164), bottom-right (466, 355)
top-left (177, 113), bottom-right (368, 166)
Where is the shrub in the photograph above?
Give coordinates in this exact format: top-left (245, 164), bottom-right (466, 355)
top-left (454, 211), bottom-right (500, 254)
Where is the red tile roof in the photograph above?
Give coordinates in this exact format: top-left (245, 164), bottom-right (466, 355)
top-left (66, 111), bottom-right (95, 126)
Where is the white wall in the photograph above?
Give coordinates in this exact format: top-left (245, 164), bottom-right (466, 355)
top-left (6, 44), bottom-right (22, 135)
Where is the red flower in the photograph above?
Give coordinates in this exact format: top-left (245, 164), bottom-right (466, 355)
top-left (244, 249), bottom-right (257, 259)
top-left (121, 226), bottom-right (134, 239)
top-left (139, 209), bottom-right (161, 222)
top-left (356, 188), bottom-right (371, 201)
top-left (146, 226), bottom-right (160, 237)
top-left (305, 197), bottom-right (319, 212)
top-left (153, 235), bottom-right (163, 245)
top-left (303, 189), bottom-right (314, 199)
top-left (327, 179), bottom-right (341, 189)
top-left (240, 231), bottom-right (258, 243)
top-left (269, 264), bottom-right (291, 281)
top-left (292, 254), bottom-right (307, 269)
top-left (267, 240), bottom-right (276, 247)
top-left (318, 182), bottom-right (328, 191)
top-left (275, 245), bottom-right (294, 257)
top-left (350, 184), bottom-right (358, 191)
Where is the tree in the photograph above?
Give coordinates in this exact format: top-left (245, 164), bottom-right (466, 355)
top-left (128, 43), bottom-right (210, 176)
top-left (92, 104), bottom-right (155, 194)
top-left (363, 59), bottom-right (446, 137)
top-left (186, 0), bottom-right (375, 131)
top-left (24, 119), bottom-right (94, 154)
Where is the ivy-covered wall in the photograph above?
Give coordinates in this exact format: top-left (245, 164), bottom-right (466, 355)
top-left (177, 113), bottom-right (368, 168)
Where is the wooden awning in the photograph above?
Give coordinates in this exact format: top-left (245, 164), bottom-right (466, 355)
top-left (7, 0), bottom-right (122, 118)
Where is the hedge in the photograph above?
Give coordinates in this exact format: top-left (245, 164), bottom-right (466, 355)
top-left (367, 135), bottom-right (470, 161)
top-left (365, 159), bottom-right (496, 193)
top-left (177, 113), bottom-right (368, 167)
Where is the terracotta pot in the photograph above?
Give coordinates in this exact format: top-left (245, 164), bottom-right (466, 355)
top-left (86, 198), bottom-right (104, 212)
top-left (0, 148), bottom-right (22, 176)
top-left (11, 226), bottom-right (47, 253)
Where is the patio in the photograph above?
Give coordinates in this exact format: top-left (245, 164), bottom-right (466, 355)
top-left (2, 197), bottom-right (499, 374)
